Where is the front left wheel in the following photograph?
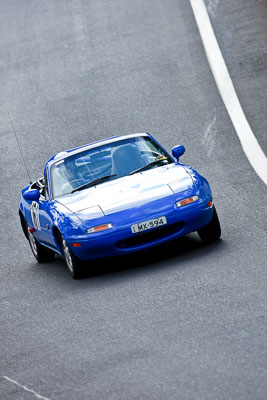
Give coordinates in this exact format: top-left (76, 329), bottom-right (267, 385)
top-left (197, 205), bottom-right (221, 242)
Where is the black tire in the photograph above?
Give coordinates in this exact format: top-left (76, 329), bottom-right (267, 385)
top-left (27, 227), bottom-right (55, 263)
top-left (60, 235), bottom-right (83, 279)
top-left (197, 205), bottom-right (221, 242)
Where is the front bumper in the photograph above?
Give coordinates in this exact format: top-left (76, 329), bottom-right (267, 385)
top-left (66, 195), bottom-right (213, 261)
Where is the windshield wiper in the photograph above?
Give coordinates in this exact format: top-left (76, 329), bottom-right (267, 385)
top-left (129, 159), bottom-right (169, 175)
top-left (71, 174), bottom-right (117, 193)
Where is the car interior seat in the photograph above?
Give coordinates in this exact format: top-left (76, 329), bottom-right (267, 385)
top-left (111, 144), bottom-right (146, 177)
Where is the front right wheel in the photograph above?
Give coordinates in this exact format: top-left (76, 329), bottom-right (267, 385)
top-left (197, 205), bottom-right (221, 242)
top-left (60, 236), bottom-right (83, 279)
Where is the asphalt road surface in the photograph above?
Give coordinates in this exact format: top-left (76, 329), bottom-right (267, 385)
top-left (0, 0), bottom-right (267, 399)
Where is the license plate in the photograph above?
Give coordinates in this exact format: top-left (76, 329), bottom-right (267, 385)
top-left (131, 216), bottom-right (167, 234)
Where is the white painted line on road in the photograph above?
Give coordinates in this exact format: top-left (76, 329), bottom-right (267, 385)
top-left (190, 0), bottom-right (267, 186)
top-left (3, 376), bottom-right (52, 400)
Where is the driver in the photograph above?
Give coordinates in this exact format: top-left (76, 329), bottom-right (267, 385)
top-left (59, 157), bottom-right (83, 195)
top-left (64, 157), bottom-right (80, 180)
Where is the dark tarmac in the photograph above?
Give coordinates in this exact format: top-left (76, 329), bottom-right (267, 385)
top-left (0, 0), bottom-right (267, 399)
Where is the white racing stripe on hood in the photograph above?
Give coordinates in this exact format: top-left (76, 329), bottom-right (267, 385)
top-left (57, 164), bottom-right (193, 217)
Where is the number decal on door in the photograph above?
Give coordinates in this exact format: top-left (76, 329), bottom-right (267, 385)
top-left (30, 201), bottom-right (41, 230)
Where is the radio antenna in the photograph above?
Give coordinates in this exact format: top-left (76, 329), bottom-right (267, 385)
top-left (7, 110), bottom-right (32, 183)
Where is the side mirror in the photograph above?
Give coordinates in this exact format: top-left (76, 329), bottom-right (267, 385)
top-left (23, 189), bottom-right (40, 202)
top-left (172, 145), bottom-right (185, 163)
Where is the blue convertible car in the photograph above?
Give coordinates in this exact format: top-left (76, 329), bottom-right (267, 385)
top-left (19, 133), bottom-right (221, 278)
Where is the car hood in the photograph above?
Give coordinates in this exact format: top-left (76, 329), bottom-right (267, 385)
top-left (56, 164), bottom-right (193, 218)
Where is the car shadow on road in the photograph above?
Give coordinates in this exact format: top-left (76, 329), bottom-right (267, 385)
top-left (75, 234), bottom-right (225, 281)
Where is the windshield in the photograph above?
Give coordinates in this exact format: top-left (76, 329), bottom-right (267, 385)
top-left (50, 136), bottom-right (172, 198)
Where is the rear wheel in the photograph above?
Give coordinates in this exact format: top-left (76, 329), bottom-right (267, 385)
top-left (197, 205), bottom-right (221, 242)
top-left (27, 227), bottom-right (55, 262)
top-left (60, 236), bottom-right (83, 279)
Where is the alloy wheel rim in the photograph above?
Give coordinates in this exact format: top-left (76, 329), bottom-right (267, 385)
top-left (29, 232), bottom-right (38, 257)
top-left (62, 239), bottom-right (73, 273)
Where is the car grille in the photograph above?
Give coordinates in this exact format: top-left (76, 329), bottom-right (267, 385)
top-left (116, 222), bottom-right (184, 249)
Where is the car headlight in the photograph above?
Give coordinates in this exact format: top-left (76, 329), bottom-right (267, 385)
top-left (176, 196), bottom-right (199, 207)
top-left (87, 223), bottom-right (113, 234)
top-left (168, 176), bottom-right (193, 193)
